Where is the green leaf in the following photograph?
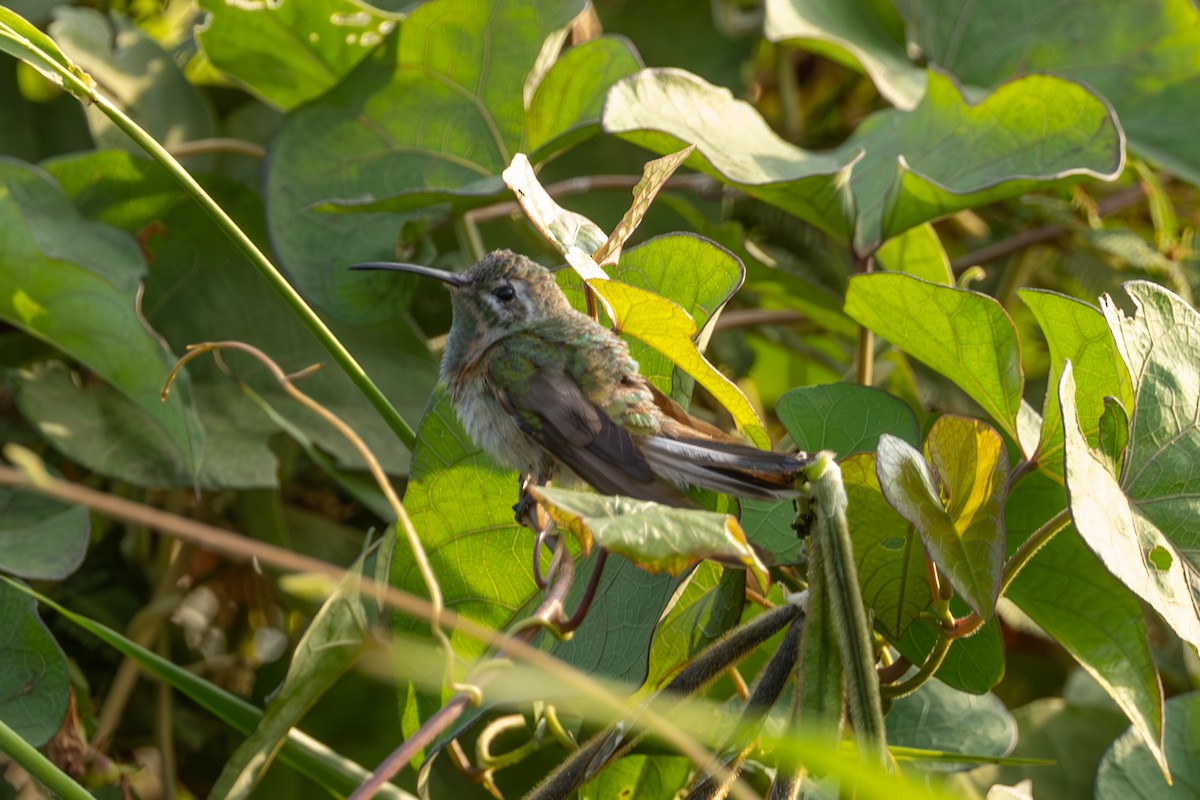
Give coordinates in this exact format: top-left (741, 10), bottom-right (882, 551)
top-left (265, 0), bottom-right (585, 320)
top-left (845, 273), bottom-right (1023, 447)
top-left (196, 0), bottom-right (395, 110)
top-left (642, 563), bottom-right (744, 691)
top-left (0, 157), bottom-right (203, 479)
top-left (776, 382), bottom-right (921, 457)
top-left (552, 557), bottom-right (679, 685)
top-left (211, 554), bottom-right (372, 800)
top-left (48, 8), bottom-right (213, 156)
top-left (0, 581), bottom-right (68, 747)
top-left (1004, 471), bottom-right (1164, 777)
top-left (1096, 691), bottom-right (1200, 798)
top-left (525, 35), bottom-right (642, 158)
top-left (560, 233), bottom-right (743, 402)
top-left (530, 486), bottom-right (769, 592)
top-left (970, 696), bottom-right (1129, 797)
top-left (841, 453), bottom-right (930, 641)
top-left (1021, 290), bottom-right (1135, 482)
top-left (601, 67), bottom-right (859, 239)
top-left (901, 0), bottom-right (1200, 185)
top-left (0, 7), bottom-right (81, 93)
top-left (45, 150), bottom-right (436, 481)
top-left (763, 0), bottom-right (921, 109)
top-left (876, 417), bottom-right (1006, 619)
top-left (0, 486), bottom-right (88, 580)
top-left (1, 578), bottom-right (412, 799)
top-left (14, 364), bottom-right (279, 489)
top-left (886, 680), bottom-right (1016, 770)
top-left (1059, 359), bottom-right (1200, 653)
top-left (874, 223), bottom-right (953, 285)
top-left (590, 278), bottom-right (771, 449)
top-left (836, 70), bottom-right (1122, 252)
top-left (579, 755), bottom-right (691, 800)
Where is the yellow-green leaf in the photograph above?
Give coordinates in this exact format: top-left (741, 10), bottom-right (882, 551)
top-left (530, 486), bottom-right (769, 592)
top-left (589, 278), bottom-right (771, 449)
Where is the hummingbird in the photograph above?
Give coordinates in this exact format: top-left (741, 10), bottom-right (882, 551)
top-left (352, 250), bottom-right (810, 508)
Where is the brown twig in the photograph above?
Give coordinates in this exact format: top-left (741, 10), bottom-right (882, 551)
top-left (167, 138), bottom-right (266, 160)
top-left (466, 174), bottom-right (724, 224)
top-left (950, 185), bottom-right (1146, 274)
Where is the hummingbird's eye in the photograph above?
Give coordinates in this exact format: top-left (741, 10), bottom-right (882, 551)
top-left (492, 284), bottom-right (517, 303)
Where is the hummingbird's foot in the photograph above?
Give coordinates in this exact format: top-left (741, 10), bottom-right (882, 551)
top-left (512, 492), bottom-right (536, 525)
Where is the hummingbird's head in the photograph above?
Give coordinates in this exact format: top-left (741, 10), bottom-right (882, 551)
top-left (453, 250), bottom-right (571, 333)
top-left (350, 249), bottom-right (572, 377)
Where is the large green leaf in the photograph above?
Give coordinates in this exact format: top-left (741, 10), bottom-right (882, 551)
top-left (902, 0), bottom-right (1200, 185)
top-left (771, 0), bottom-right (1200, 184)
top-left (0, 581), bottom-right (67, 747)
top-left (0, 157), bottom-right (203, 479)
top-left (265, 0), bottom-right (585, 320)
top-left (1021, 290), bottom-right (1135, 483)
top-left (764, 0), bottom-right (917, 108)
top-left (776, 382), bottom-right (921, 457)
top-left (845, 273), bottom-right (1024, 448)
top-left (44, 150), bottom-right (436, 482)
top-left (1096, 691), bottom-right (1200, 798)
top-left (1059, 359), bottom-right (1200, 652)
top-left (0, 487), bottom-right (88, 580)
top-left (14, 364), bottom-right (280, 489)
top-left (47, 8), bottom-right (213, 156)
top-left (601, 67), bottom-right (858, 239)
top-left (525, 35), bottom-right (643, 159)
top-left (603, 68), bottom-right (1121, 253)
top-left (886, 680), bottom-right (1016, 770)
top-left (196, 0), bottom-right (395, 110)
top-left (1005, 471), bottom-right (1164, 777)
top-left (835, 70), bottom-right (1122, 252)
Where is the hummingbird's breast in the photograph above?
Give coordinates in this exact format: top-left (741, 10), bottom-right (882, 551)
top-left (448, 356), bottom-right (556, 479)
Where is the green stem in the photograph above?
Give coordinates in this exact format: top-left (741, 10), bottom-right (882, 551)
top-left (999, 508), bottom-right (1072, 597)
top-left (880, 631), bottom-right (953, 700)
top-left (8, 25), bottom-right (416, 449)
top-left (0, 717), bottom-right (96, 800)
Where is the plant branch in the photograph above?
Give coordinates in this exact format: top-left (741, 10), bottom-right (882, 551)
top-left (950, 185), bottom-right (1146, 275)
top-left (465, 174), bottom-right (724, 224)
top-left (167, 137), bottom-right (266, 160)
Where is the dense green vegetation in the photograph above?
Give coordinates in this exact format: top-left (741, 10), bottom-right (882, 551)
top-left (2, 1), bottom-right (1199, 798)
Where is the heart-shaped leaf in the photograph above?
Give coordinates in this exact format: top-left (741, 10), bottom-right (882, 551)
top-left (846, 273), bottom-right (1024, 450)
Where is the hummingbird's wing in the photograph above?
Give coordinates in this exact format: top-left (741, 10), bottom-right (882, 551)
top-left (499, 369), bottom-right (692, 506)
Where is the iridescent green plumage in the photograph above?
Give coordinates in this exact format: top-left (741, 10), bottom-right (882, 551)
top-left (353, 250), bottom-right (809, 506)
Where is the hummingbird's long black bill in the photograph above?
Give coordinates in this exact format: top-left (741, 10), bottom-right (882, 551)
top-left (349, 261), bottom-right (472, 287)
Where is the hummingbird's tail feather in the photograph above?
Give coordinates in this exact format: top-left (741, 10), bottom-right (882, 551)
top-left (641, 437), bottom-right (810, 501)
